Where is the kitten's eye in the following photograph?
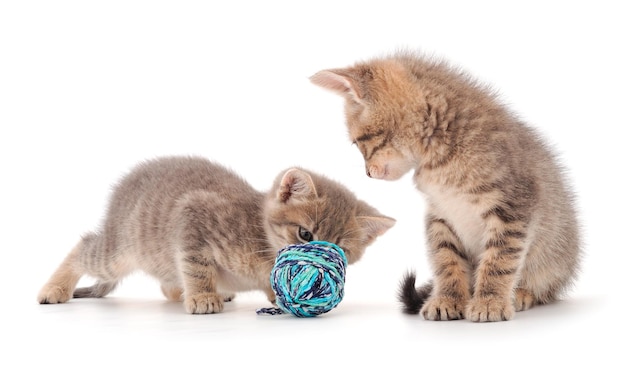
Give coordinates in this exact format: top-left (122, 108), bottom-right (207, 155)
top-left (298, 227), bottom-right (314, 242)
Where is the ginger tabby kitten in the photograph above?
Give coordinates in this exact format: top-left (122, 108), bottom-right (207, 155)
top-left (310, 51), bottom-right (581, 322)
top-left (38, 156), bottom-right (395, 313)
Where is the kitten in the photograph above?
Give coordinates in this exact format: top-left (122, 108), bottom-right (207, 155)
top-left (310, 51), bottom-right (581, 322)
top-left (37, 156), bottom-right (395, 314)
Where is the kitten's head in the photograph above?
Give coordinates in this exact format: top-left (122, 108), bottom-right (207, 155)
top-left (264, 168), bottom-right (395, 264)
top-left (310, 57), bottom-right (422, 181)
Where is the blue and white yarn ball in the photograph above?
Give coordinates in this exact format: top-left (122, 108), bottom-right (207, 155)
top-left (256, 241), bottom-right (347, 317)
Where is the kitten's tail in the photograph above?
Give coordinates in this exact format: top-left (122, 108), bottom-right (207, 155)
top-left (398, 271), bottom-right (433, 314)
top-left (72, 231), bottom-right (120, 299)
top-left (73, 281), bottom-right (118, 298)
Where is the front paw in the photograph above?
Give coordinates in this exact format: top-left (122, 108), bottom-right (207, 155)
top-left (466, 296), bottom-right (514, 322)
top-left (184, 292), bottom-right (224, 314)
top-left (421, 295), bottom-right (466, 321)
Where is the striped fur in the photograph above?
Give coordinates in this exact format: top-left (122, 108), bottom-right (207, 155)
top-left (311, 50), bottom-right (581, 322)
top-left (37, 156), bottom-right (395, 313)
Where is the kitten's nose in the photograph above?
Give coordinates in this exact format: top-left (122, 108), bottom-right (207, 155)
top-left (366, 165), bottom-right (386, 179)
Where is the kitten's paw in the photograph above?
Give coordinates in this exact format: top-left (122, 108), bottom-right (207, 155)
top-left (514, 288), bottom-right (536, 311)
top-left (184, 292), bottom-right (224, 314)
top-left (466, 297), bottom-right (514, 322)
top-left (421, 296), bottom-right (466, 321)
top-left (37, 284), bottom-right (72, 304)
top-left (222, 293), bottom-right (235, 302)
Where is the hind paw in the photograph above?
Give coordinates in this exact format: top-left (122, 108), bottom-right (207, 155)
top-left (38, 284), bottom-right (72, 304)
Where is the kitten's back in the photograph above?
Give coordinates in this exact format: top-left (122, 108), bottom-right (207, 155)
top-left (106, 156), bottom-right (259, 238)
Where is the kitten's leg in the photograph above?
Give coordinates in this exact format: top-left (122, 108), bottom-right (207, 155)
top-left (161, 284), bottom-right (237, 303)
top-left (466, 210), bottom-right (528, 322)
top-left (513, 287), bottom-right (535, 311)
top-left (421, 215), bottom-right (472, 320)
top-left (160, 284), bottom-right (183, 302)
top-left (263, 287), bottom-right (276, 305)
top-left (174, 193), bottom-right (227, 314)
top-left (179, 256), bottom-right (224, 314)
top-left (38, 232), bottom-right (126, 303)
top-left (38, 238), bottom-right (87, 304)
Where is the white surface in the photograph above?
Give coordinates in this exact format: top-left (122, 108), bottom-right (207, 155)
top-left (1, 1), bottom-right (622, 367)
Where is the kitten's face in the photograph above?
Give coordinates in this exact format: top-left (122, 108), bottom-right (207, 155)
top-left (264, 168), bottom-right (395, 263)
top-left (347, 106), bottom-right (415, 181)
top-left (310, 61), bottom-right (418, 181)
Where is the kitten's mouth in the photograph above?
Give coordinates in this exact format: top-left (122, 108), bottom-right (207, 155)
top-left (367, 164), bottom-right (412, 181)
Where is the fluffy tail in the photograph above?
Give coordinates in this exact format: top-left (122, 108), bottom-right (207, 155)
top-left (398, 271), bottom-right (433, 314)
top-left (72, 231), bottom-right (121, 299)
top-left (73, 281), bottom-right (118, 298)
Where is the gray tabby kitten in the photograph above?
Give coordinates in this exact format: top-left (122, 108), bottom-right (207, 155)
top-left (37, 156), bottom-right (395, 313)
top-left (310, 51), bottom-right (581, 322)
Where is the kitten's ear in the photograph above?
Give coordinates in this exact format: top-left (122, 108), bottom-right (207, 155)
top-left (277, 168), bottom-right (318, 203)
top-left (309, 68), bottom-right (367, 104)
top-left (357, 215), bottom-right (396, 244)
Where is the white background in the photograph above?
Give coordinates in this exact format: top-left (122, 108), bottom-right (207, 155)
top-left (1, 1), bottom-right (623, 367)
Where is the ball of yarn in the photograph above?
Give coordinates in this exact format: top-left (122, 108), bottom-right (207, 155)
top-left (262, 241), bottom-right (347, 317)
